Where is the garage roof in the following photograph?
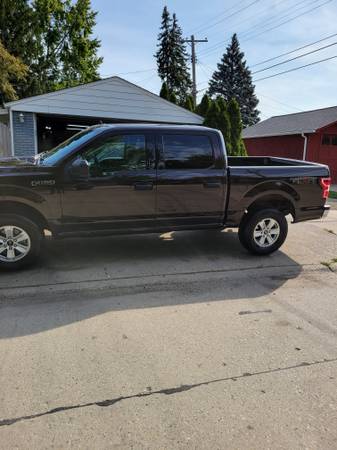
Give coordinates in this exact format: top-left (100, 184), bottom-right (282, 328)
top-left (243, 106), bottom-right (337, 138)
top-left (5, 76), bottom-right (203, 125)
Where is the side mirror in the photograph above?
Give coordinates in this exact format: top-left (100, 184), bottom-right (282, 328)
top-left (69, 157), bottom-right (90, 181)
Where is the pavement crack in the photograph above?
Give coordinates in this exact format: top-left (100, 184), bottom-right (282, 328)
top-left (1, 357), bottom-right (336, 427)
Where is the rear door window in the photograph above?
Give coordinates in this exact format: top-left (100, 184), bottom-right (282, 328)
top-left (162, 134), bottom-right (214, 169)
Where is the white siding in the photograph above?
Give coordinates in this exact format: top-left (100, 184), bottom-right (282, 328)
top-left (6, 77), bottom-right (203, 125)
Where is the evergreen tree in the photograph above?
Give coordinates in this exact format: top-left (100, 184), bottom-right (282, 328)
top-left (0, 0), bottom-right (102, 99)
top-left (208, 34), bottom-right (259, 127)
top-left (155, 7), bottom-right (192, 103)
top-left (155, 6), bottom-right (173, 91)
top-left (170, 13), bottom-right (192, 102)
top-left (0, 40), bottom-right (28, 103)
top-left (227, 98), bottom-right (247, 156)
top-left (160, 81), bottom-right (170, 100)
top-left (216, 98), bottom-right (231, 155)
top-left (169, 91), bottom-right (177, 104)
top-left (196, 94), bottom-right (210, 117)
top-left (204, 101), bottom-right (220, 129)
top-left (183, 95), bottom-right (194, 112)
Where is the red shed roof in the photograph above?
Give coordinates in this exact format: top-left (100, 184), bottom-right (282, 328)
top-left (243, 106), bottom-right (337, 138)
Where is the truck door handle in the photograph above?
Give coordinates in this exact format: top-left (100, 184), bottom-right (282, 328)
top-left (204, 181), bottom-right (221, 188)
top-left (134, 182), bottom-right (153, 191)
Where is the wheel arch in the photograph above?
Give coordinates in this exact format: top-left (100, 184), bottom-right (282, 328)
top-left (0, 201), bottom-right (49, 232)
top-left (242, 192), bottom-right (296, 225)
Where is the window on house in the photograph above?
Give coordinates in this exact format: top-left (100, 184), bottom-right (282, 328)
top-left (322, 135), bottom-right (330, 145)
top-left (331, 135), bottom-right (337, 146)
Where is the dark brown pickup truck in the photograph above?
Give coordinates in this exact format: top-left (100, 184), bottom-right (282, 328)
top-left (0, 124), bottom-right (331, 269)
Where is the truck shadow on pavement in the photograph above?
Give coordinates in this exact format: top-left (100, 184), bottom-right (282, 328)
top-left (0, 229), bottom-right (302, 338)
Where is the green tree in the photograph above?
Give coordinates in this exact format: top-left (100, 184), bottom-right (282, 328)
top-left (183, 95), bottom-right (194, 112)
top-left (208, 34), bottom-right (259, 127)
top-left (170, 13), bottom-right (192, 102)
top-left (160, 81), bottom-right (170, 100)
top-left (169, 91), bottom-right (177, 104)
top-left (155, 6), bottom-right (173, 92)
top-left (216, 97), bottom-right (231, 154)
top-left (195, 93), bottom-right (210, 117)
top-left (155, 7), bottom-right (192, 103)
top-left (0, 0), bottom-right (102, 98)
top-left (204, 100), bottom-right (220, 129)
top-left (227, 98), bottom-right (247, 156)
top-left (0, 40), bottom-right (28, 103)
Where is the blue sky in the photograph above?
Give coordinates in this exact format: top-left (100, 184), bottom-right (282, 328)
top-left (91, 0), bottom-right (337, 120)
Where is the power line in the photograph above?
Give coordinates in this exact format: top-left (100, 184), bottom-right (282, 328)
top-left (101, 68), bottom-right (156, 78)
top-left (200, 0), bottom-right (331, 58)
top-left (257, 92), bottom-right (303, 112)
top-left (198, 0), bottom-right (314, 56)
top-left (191, 0), bottom-right (261, 35)
top-left (252, 40), bottom-right (337, 74)
top-left (239, 0), bottom-right (321, 41)
top-left (251, 32), bottom-right (337, 68)
top-left (254, 54), bottom-right (337, 82)
top-left (241, 0), bottom-right (333, 42)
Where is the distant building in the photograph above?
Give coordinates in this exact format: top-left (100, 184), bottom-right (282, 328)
top-left (1, 77), bottom-right (202, 157)
top-left (243, 106), bottom-right (337, 182)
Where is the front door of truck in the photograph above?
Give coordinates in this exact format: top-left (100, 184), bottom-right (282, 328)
top-left (61, 132), bottom-right (156, 232)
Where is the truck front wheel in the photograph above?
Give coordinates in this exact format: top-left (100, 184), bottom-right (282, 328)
top-left (238, 208), bottom-right (288, 255)
top-left (0, 214), bottom-right (42, 270)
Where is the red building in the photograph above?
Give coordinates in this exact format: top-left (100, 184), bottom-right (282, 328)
top-left (243, 106), bottom-right (337, 182)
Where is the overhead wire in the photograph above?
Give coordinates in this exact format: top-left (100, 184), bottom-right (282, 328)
top-left (251, 31), bottom-right (337, 67)
top-left (252, 39), bottom-right (337, 74)
top-left (200, 0), bottom-right (331, 57)
top-left (254, 53), bottom-right (337, 81)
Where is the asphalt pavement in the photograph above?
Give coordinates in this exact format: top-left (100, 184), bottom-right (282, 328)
top-left (0, 210), bottom-right (337, 449)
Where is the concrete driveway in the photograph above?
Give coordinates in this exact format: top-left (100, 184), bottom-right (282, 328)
top-left (0, 209), bottom-right (337, 449)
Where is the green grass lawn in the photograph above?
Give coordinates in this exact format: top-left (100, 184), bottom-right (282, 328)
top-left (329, 190), bottom-right (337, 199)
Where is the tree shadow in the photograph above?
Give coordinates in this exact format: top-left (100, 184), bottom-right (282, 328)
top-left (0, 229), bottom-right (302, 338)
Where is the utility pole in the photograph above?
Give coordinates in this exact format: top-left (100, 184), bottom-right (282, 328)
top-left (184, 35), bottom-right (208, 106)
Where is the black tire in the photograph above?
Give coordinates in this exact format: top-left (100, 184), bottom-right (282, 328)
top-left (238, 208), bottom-right (288, 255)
top-left (0, 214), bottom-right (42, 270)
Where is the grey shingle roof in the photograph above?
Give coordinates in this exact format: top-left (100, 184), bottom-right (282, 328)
top-left (243, 106), bottom-right (337, 138)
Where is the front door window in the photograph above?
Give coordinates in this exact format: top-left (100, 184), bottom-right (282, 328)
top-left (81, 134), bottom-right (147, 178)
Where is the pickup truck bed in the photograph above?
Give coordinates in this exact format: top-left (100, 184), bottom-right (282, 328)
top-left (0, 124), bottom-right (331, 269)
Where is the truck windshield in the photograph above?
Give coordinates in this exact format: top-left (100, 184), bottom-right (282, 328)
top-left (37, 127), bottom-right (105, 166)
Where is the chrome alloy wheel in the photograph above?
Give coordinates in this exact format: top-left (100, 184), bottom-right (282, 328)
top-left (253, 218), bottom-right (280, 248)
top-left (0, 225), bottom-right (31, 262)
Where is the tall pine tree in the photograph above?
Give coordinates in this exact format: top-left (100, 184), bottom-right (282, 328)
top-left (155, 6), bottom-right (173, 92)
top-left (155, 7), bottom-right (192, 103)
top-left (208, 34), bottom-right (259, 127)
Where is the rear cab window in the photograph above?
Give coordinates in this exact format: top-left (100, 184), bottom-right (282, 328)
top-left (161, 134), bottom-right (215, 169)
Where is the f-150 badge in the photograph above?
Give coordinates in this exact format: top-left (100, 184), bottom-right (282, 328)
top-left (31, 180), bottom-right (56, 187)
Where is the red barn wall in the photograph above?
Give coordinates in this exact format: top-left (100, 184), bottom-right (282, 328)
top-left (244, 135), bottom-right (304, 160)
top-left (307, 123), bottom-right (337, 182)
top-left (244, 130), bottom-right (337, 182)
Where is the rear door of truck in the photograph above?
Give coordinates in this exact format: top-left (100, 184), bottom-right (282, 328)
top-left (155, 130), bottom-right (227, 228)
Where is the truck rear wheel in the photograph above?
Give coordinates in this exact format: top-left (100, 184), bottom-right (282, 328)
top-left (0, 214), bottom-right (42, 270)
top-left (238, 208), bottom-right (288, 255)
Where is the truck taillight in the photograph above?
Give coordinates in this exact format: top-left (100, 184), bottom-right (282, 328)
top-left (319, 177), bottom-right (331, 199)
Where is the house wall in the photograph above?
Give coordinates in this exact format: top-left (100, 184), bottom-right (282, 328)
top-left (12, 111), bottom-right (37, 157)
top-left (244, 129), bottom-right (337, 182)
top-left (244, 135), bottom-right (304, 160)
top-left (307, 123), bottom-right (337, 182)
